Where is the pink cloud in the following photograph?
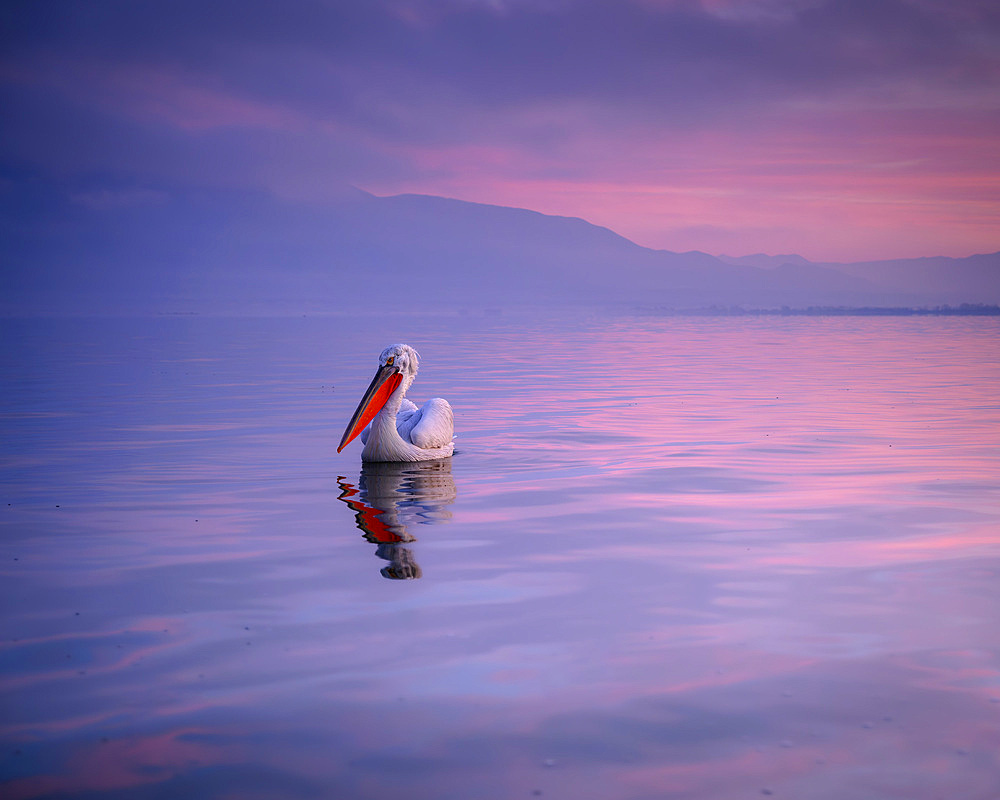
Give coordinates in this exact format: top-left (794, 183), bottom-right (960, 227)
top-left (8, 55), bottom-right (308, 133)
top-left (104, 68), bottom-right (306, 131)
top-left (362, 101), bottom-right (999, 260)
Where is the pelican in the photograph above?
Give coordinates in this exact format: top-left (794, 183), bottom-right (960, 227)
top-left (337, 344), bottom-right (455, 462)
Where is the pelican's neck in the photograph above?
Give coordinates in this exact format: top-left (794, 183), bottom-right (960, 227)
top-left (372, 373), bottom-right (413, 431)
top-left (363, 373), bottom-right (419, 462)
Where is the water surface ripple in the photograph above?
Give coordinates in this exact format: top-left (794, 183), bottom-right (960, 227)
top-left (1, 313), bottom-right (999, 799)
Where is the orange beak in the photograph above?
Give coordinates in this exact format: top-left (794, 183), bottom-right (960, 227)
top-left (338, 363), bottom-right (402, 453)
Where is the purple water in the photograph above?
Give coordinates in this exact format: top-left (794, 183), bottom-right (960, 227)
top-left (2, 313), bottom-right (999, 799)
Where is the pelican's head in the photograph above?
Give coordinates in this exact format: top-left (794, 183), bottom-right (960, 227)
top-left (337, 344), bottom-right (420, 454)
top-left (379, 343), bottom-right (419, 380)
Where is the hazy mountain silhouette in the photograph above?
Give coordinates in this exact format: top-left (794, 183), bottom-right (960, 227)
top-left (716, 253), bottom-right (813, 269)
top-left (816, 254), bottom-right (1000, 305)
top-left (2, 175), bottom-right (997, 314)
top-left (718, 250), bottom-right (1000, 306)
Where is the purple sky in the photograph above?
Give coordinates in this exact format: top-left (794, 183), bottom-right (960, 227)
top-left (2, 0), bottom-right (998, 261)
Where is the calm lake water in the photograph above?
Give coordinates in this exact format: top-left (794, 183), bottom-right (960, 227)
top-left (2, 312), bottom-right (999, 799)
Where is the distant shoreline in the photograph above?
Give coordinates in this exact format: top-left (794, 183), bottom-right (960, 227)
top-left (636, 304), bottom-right (1000, 317)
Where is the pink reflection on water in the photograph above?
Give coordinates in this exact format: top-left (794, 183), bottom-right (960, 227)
top-left (0, 620), bottom-right (183, 698)
top-left (2, 727), bottom-right (239, 800)
top-left (756, 525), bottom-right (1000, 570)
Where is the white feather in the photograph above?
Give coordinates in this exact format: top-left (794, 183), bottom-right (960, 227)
top-left (410, 398), bottom-right (454, 449)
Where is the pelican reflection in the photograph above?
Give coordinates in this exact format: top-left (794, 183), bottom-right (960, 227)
top-left (336, 458), bottom-right (456, 580)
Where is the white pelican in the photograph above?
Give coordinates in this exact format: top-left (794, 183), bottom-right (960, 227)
top-left (337, 344), bottom-right (455, 462)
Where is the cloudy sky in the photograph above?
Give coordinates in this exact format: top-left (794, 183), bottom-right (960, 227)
top-left (2, 0), bottom-right (998, 261)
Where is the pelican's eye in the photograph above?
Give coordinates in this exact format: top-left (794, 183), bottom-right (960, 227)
top-left (385, 356), bottom-right (395, 367)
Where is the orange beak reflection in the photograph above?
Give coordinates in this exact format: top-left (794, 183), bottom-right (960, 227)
top-left (338, 364), bottom-right (403, 453)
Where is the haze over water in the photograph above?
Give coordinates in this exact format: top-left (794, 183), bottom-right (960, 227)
top-left (2, 312), bottom-right (998, 799)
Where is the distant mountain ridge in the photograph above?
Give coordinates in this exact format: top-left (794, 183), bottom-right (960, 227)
top-left (720, 248), bottom-right (1000, 306)
top-left (717, 253), bottom-right (813, 269)
top-left (815, 253), bottom-right (1000, 305)
top-left (2, 176), bottom-right (998, 314)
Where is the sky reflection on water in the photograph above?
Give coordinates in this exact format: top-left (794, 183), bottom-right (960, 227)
top-left (1, 313), bottom-right (999, 799)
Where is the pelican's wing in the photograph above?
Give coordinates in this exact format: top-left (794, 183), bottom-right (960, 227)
top-left (361, 398), bottom-right (418, 445)
top-left (408, 398), bottom-right (454, 450)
